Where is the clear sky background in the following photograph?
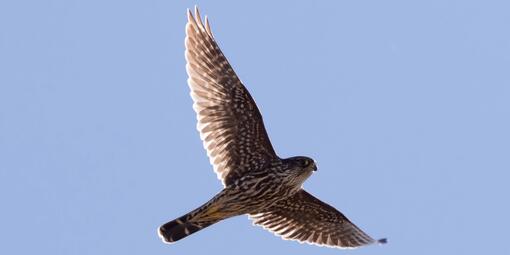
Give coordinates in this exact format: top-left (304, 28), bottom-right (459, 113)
top-left (1, 1), bottom-right (509, 254)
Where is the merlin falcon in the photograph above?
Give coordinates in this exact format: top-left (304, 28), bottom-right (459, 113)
top-left (158, 7), bottom-right (386, 249)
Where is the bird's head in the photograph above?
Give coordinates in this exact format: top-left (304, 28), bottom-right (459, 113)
top-left (281, 156), bottom-right (317, 186)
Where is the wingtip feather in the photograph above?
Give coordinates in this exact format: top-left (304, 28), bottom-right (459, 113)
top-left (204, 16), bottom-right (213, 36)
top-left (377, 238), bottom-right (388, 244)
top-left (187, 8), bottom-right (193, 22)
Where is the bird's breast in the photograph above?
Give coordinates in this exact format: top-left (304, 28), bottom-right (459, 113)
top-left (221, 173), bottom-right (302, 213)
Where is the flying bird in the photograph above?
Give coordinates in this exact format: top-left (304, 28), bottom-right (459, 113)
top-left (158, 6), bottom-right (386, 249)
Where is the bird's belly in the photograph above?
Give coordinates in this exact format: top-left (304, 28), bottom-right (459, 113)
top-left (221, 183), bottom-right (299, 215)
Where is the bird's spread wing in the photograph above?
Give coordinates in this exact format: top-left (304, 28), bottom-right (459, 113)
top-left (185, 7), bottom-right (278, 186)
top-left (250, 190), bottom-right (385, 249)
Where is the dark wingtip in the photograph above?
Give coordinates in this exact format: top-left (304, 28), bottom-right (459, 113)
top-left (377, 238), bottom-right (388, 244)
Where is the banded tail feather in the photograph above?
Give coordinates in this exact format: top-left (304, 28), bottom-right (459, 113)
top-left (158, 213), bottom-right (220, 243)
top-left (159, 188), bottom-right (239, 243)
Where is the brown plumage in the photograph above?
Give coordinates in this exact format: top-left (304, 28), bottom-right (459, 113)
top-left (158, 6), bottom-right (386, 249)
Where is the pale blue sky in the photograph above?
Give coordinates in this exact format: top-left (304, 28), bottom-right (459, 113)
top-left (1, 1), bottom-right (509, 254)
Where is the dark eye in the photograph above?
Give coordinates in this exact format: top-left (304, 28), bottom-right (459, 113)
top-left (301, 159), bottom-right (309, 167)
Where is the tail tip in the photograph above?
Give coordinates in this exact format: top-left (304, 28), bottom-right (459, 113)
top-left (158, 225), bottom-right (174, 244)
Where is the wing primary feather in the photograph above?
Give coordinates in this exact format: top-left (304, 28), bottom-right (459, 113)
top-left (204, 16), bottom-right (213, 36)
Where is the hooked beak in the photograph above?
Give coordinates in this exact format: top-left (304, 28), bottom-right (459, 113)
top-left (312, 163), bottom-right (317, 171)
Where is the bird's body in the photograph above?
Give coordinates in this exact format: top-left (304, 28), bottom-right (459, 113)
top-left (158, 7), bottom-right (386, 249)
top-left (159, 157), bottom-right (315, 242)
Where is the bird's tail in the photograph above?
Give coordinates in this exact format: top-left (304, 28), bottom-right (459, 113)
top-left (158, 212), bottom-right (220, 243)
top-left (158, 193), bottom-right (233, 243)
